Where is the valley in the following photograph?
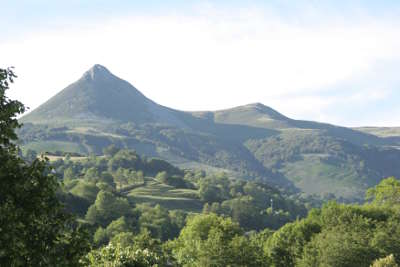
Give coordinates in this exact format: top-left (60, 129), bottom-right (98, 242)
top-left (18, 65), bottom-right (400, 201)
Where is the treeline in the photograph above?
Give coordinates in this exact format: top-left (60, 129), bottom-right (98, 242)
top-left (2, 69), bottom-right (400, 266)
top-left (53, 145), bottom-right (307, 239)
top-left (52, 146), bottom-right (400, 266)
top-left (82, 177), bottom-right (400, 266)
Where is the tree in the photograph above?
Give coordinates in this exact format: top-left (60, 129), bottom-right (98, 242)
top-left (371, 254), bottom-right (398, 267)
top-left (199, 179), bottom-right (222, 203)
top-left (99, 171), bottom-right (116, 189)
top-left (170, 213), bottom-right (264, 266)
top-left (24, 148), bottom-right (37, 163)
top-left (83, 243), bottom-right (166, 267)
top-left (107, 149), bottom-right (142, 172)
top-left (156, 171), bottom-right (168, 183)
top-left (69, 180), bottom-right (100, 203)
top-left (106, 216), bottom-right (130, 239)
top-left (366, 177), bottom-right (400, 208)
top-left (265, 219), bottom-right (321, 267)
top-left (0, 67), bottom-right (89, 266)
top-left (220, 196), bottom-right (262, 230)
top-left (266, 201), bottom-right (400, 267)
top-left (0, 67), bottom-right (25, 145)
top-left (93, 227), bottom-right (108, 246)
top-left (85, 229), bottom-right (169, 266)
top-left (137, 204), bottom-right (175, 241)
top-left (84, 167), bottom-right (99, 182)
top-left (63, 166), bottom-right (76, 182)
top-left (111, 228), bottom-right (163, 252)
top-left (300, 226), bottom-right (379, 267)
top-left (102, 144), bottom-right (120, 157)
top-left (85, 190), bottom-right (132, 226)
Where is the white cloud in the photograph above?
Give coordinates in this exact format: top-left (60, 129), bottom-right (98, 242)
top-left (2, 7), bottom-right (400, 126)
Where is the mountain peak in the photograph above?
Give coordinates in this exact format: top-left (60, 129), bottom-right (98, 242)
top-left (84, 64), bottom-right (112, 80)
top-left (212, 102), bottom-right (291, 129)
top-left (240, 103), bottom-right (282, 116)
top-left (21, 64), bottom-right (161, 124)
top-left (244, 102), bottom-right (267, 109)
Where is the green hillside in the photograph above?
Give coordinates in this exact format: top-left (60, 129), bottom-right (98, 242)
top-left (355, 127), bottom-right (400, 149)
top-left (54, 148), bottom-right (307, 231)
top-left (18, 65), bottom-right (400, 201)
top-left (127, 178), bottom-right (203, 212)
top-left (355, 126), bottom-right (400, 137)
top-left (244, 130), bottom-right (400, 199)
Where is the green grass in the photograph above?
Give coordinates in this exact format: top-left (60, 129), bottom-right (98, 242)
top-left (67, 127), bottom-right (125, 139)
top-left (282, 154), bottom-right (364, 199)
top-left (175, 161), bottom-right (236, 176)
top-left (355, 127), bottom-right (400, 137)
top-left (127, 178), bottom-right (203, 212)
top-left (69, 180), bottom-right (99, 203)
top-left (23, 141), bottom-right (87, 154)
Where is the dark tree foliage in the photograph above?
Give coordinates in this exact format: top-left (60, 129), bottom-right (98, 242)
top-left (265, 194), bottom-right (400, 267)
top-left (0, 68), bottom-right (89, 266)
top-left (0, 68), bottom-right (25, 145)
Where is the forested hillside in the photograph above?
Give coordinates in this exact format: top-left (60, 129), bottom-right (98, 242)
top-left (19, 146), bottom-right (400, 267)
top-left (18, 65), bottom-right (400, 201)
top-left (52, 146), bottom-right (308, 234)
top-left (3, 67), bottom-right (400, 266)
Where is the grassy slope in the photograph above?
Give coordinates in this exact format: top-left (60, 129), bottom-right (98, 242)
top-left (281, 154), bottom-right (364, 198)
top-left (126, 178), bottom-right (203, 213)
top-left (18, 66), bottom-right (400, 200)
top-left (19, 120), bottom-right (400, 200)
top-left (23, 141), bottom-right (88, 154)
top-left (355, 127), bottom-right (400, 137)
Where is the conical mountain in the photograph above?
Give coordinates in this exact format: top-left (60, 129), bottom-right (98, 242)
top-left (19, 64), bottom-right (400, 200)
top-left (21, 64), bottom-right (184, 126)
top-left (21, 64), bottom-right (384, 145)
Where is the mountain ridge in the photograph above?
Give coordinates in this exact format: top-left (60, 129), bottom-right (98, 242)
top-left (18, 64), bottom-right (400, 200)
top-left (22, 65), bottom-right (298, 129)
top-left (21, 64), bottom-right (190, 127)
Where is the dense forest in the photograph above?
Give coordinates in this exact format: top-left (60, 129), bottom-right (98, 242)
top-left (2, 68), bottom-right (400, 266)
top-left (54, 147), bottom-right (400, 266)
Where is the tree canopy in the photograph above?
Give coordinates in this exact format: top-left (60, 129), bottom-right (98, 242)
top-left (0, 68), bottom-right (89, 266)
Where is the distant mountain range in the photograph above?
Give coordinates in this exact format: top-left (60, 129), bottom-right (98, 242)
top-left (19, 65), bottom-right (400, 201)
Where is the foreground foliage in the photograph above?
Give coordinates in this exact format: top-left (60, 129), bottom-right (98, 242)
top-left (371, 254), bottom-right (398, 267)
top-left (3, 68), bottom-right (400, 266)
top-left (83, 243), bottom-right (165, 267)
top-left (169, 213), bottom-right (267, 266)
top-left (0, 68), bottom-right (89, 266)
top-left (264, 178), bottom-right (400, 267)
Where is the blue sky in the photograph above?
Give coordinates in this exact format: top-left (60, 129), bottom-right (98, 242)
top-left (4, 0), bottom-right (400, 26)
top-left (2, 1), bottom-right (400, 126)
